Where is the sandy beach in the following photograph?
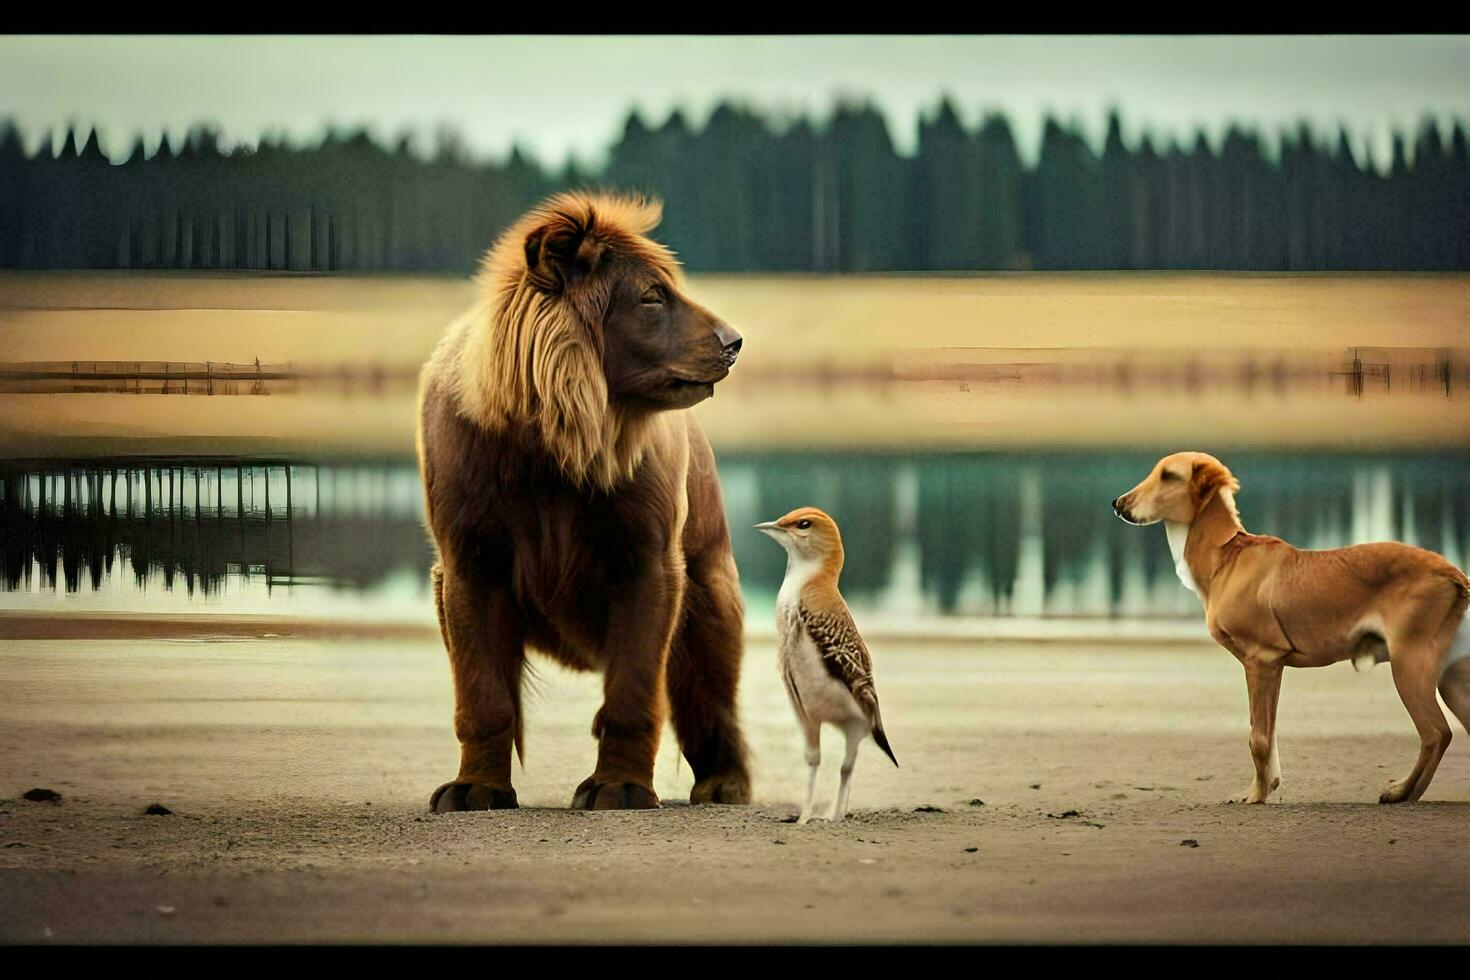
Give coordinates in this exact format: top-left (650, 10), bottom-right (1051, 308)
top-left (2, 633), bottom-right (1467, 944)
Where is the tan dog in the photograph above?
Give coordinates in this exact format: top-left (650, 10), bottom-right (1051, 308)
top-left (1114, 451), bottom-right (1470, 804)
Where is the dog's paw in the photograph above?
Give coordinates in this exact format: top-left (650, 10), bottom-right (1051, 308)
top-left (1379, 779), bottom-right (1415, 804)
top-left (1226, 785), bottom-right (1270, 804)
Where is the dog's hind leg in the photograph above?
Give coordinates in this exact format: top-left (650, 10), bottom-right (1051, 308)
top-left (1382, 648), bottom-right (1453, 804)
top-left (1440, 658), bottom-right (1470, 735)
top-left (1437, 614), bottom-right (1470, 734)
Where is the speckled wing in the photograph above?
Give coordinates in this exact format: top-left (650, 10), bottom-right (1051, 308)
top-left (796, 602), bottom-right (879, 719)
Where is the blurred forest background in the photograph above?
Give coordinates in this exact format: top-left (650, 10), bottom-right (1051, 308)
top-left (2, 99), bottom-right (1468, 274)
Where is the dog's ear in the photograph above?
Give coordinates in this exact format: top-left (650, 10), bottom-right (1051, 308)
top-left (1190, 457), bottom-right (1239, 499)
top-left (523, 212), bottom-right (607, 293)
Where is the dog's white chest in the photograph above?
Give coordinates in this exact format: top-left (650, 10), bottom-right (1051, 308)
top-left (1165, 521), bottom-right (1202, 599)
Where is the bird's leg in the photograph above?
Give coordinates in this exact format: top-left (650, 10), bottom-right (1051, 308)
top-left (798, 722), bottom-right (821, 825)
top-left (829, 725), bottom-right (863, 821)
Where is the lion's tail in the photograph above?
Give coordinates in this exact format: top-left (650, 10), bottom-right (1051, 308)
top-left (514, 659), bottom-right (537, 770)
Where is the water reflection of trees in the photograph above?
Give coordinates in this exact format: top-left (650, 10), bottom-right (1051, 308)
top-left (724, 452), bottom-right (1470, 617)
top-left (0, 460), bottom-right (433, 595)
top-left (4, 454), bottom-right (1468, 618)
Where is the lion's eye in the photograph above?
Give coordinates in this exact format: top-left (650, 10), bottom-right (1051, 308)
top-left (641, 287), bottom-right (664, 306)
top-left (796, 519), bottom-right (812, 530)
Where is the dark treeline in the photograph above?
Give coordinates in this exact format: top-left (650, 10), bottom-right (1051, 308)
top-left (2, 100), bottom-right (1468, 273)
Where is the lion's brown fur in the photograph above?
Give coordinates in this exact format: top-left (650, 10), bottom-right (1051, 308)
top-left (415, 190), bottom-right (752, 810)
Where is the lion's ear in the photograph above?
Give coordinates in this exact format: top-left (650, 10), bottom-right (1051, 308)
top-left (523, 220), bottom-right (606, 293)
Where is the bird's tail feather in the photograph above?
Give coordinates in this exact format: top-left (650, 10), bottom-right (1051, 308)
top-left (872, 723), bottom-right (898, 768)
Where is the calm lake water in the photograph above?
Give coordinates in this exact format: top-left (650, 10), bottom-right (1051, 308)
top-left (4, 450), bottom-right (1468, 624)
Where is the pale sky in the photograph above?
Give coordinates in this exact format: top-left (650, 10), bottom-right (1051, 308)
top-left (3, 35), bottom-right (1468, 171)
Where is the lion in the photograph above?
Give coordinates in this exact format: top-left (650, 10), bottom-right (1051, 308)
top-left (415, 190), bottom-right (752, 810)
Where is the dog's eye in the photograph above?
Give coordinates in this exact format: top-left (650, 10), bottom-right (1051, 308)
top-left (640, 287), bottom-right (664, 306)
top-left (1160, 470), bottom-right (1180, 482)
top-left (796, 519), bottom-right (812, 530)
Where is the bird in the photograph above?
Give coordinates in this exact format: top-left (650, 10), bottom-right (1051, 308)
top-left (755, 507), bottom-right (897, 823)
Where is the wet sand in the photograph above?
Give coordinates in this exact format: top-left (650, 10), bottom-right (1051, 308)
top-left (2, 635), bottom-right (1468, 943)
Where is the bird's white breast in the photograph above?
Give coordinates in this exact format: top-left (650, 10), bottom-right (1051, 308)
top-left (776, 587), bottom-right (865, 726)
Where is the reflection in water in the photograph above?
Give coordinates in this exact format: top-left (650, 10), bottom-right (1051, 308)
top-left (3, 452), bottom-right (1468, 620)
top-left (0, 460), bottom-right (431, 598)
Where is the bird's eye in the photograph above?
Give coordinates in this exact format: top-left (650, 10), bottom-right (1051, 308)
top-left (796, 519), bottom-right (812, 530)
top-left (640, 286), bottom-right (664, 306)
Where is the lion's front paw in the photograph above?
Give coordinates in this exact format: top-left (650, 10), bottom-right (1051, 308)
top-left (691, 770), bottom-right (752, 805)
top-left (430, 781), bottom-right (519, 813)
top-left (571, 776), bottom-right (660, 810)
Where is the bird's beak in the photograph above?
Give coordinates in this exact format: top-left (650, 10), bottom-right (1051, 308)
top-left (753, 521), bottom-right (784, 541)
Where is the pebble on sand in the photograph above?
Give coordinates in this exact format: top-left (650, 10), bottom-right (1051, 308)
top-left (144, 804), bottom-right (174, 816)
top-left (22, 788), bottom-right (62, 803)
top-left (913, 805), bottom-right (945, 813)
top-left (1180, 839), bottom-right (1200, 848)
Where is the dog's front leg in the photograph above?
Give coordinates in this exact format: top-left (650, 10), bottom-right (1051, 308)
top-left (1233, 657), bottom-right (1284, 804)
top-left (573, 561), bottom-right (684, 810)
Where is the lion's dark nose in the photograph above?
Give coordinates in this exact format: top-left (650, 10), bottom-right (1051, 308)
top-left (713, 319), bottom-right (741, 349)
top-left (714, 320), bottom-right (742, 367)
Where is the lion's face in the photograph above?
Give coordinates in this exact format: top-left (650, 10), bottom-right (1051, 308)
top-left (599, 255), bottom-right (742, 410)
top-left (517, 197), bottom-right (742, 415)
